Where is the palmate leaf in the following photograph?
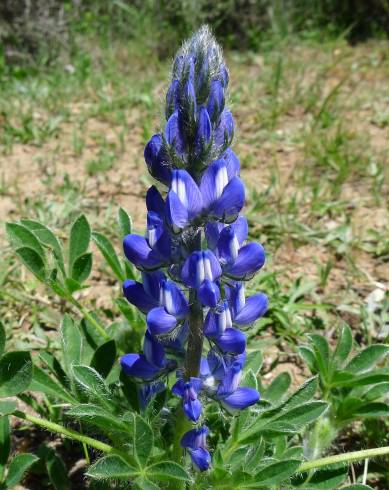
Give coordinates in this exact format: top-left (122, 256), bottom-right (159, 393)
top-left (307, 334), bottom-right (330, 380)
top-left (262, 372), bottom-right (291, 404)
top-left (332, 324), bottom-right (353, 367)
top-left (39, 446), bottom-right (70, 490)
top-left (292, 465), bottom-right (348, 489)
top-left (90, 340), bottom-right (117, 378)
top-left (118, 207), bottom-right (132, 237)
top-left (146, 461), bottom-right (190, 482)
top-left (30, 365), bottom-right (76, 404)
top-left (345, 344), bottom-right (389, 374)
top-left (15, 247), bottom-right (46, 281)
top-left (5, 453), bottom-right (39, 488)
top-left (66, 404), bottom-right (131, 435)
top-left (0, 351), bottom-right (32, 397)
top-left (6, 222), bottom-right (45, 257)
top-left (72, 365), bottom-right (111, 407)
top-left (71, 252), bottom-right (93, 283)
top-left (92, 231), bottom-right (125, 281)
top-left (68, 215), bottom-right (91, 272)
top-left (133, 413), bottom-right (153, 466)
top-left (60, 315), bottom-right (82, 377)
top-left (86, 455), bottom-right (138, 480)
top-left (272, 401), bottom-right (328, 429)
top-left (239, 459), bottom-right (301, 487)
top-left (20, 219), bottom-right (65, 275)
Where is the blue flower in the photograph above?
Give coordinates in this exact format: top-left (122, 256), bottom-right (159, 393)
top-left (172, 377), bottom-right (203, 422)
top-left (181, 426), bottom-right (211, 472)
top-left (144, 135), bottom-right (171, 185)
top-left (120, 330), bottom-right (175, 380)
top-left (147, 279), bottom-right (189, 336)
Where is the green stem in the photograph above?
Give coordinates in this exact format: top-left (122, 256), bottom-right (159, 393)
top-left (299, 446), bottom-right (389, 472)
top-left (15, 410), bottom-right (114, 453)
top-left (71, 298), bottom-right (110, 342)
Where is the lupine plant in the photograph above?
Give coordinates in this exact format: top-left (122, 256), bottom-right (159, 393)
top-left (2, 26), bottom-right (389, 489)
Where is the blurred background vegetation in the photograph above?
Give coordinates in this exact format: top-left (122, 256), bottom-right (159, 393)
top-left (1, 0), bottom-right (389, 72)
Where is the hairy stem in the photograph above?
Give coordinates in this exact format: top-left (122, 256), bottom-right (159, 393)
top-left (14, 411), bottom-right (133, 464)
top-left (15, 410), bottom-right (114, 453)
top-left (299, 446), bottom-right (389, 472)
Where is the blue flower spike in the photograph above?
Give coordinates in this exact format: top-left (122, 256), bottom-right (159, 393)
top-left (120, 26), bottom-right (267, 472)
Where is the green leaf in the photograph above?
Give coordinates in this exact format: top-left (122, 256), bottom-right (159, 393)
top-left (60, 315), bottom-right (82, 376)
top-left (345, 344), bottom-right (389, 374)
top-left (72, 365), bottom-right (111, 405)
top-left (68, 215), bottom-right (91, 270)
top-left (5, 453), bottom-right (39, 488)
top-left (281, 376), bottom-right (318, 411)
top-left (333, 369), bottom-right (389, 388)
top-left (0, 401), bottom-right (16, 416)
top-left (30, 366), bottom-right (76, 404)
top-left (241, 459), bottom-right (301, 487)
top-left (273, 401), bottom-right (328, 428)
top-left (0, 416), bottom-right (10, 467)
top-left (20, 219), bottom-right (65, 275)
top-left (363, 382), bottom-right (389, 402)
top-left (0, 351), bottom-right (32, 397)
top-left (299, 346), bottom-right (317, 372)
top-left (147, 461), bottom-right (190, 482)
top-left (245, 351), bottom-right (263, 376)
top-left (333, 324), bottom-right (353, 367)
top-left (90, 340), bottom-right (117, 378)
top-left (134, 477), bottom-right (159, 490)
top-left (92, 232), bottom-right (125, 281)
top-left (353, 402), bottom-right (389, 417)
top-left (86, 455), bottom-right (138, 480)
top-left (41, 446), bottom-right (70, 490)
top-left (6, 223), bottom-right (45, 257)
top-left (133, 414), bottom-right (153, 466)
top-left (307, 334), bottom-right (330, 379)
top-left (15, 247), bottom-right (46, 281)
top-left (0, 322), bottom-right (6, 359)
top-left (71, 252), bottom-right (92, 283)
top-left (293, 465), bottom-right (347, 489)
top-left (242, 369), bottom-right (257, 390)
top-left (118, 208), bottom-right (132, 237)
top-left (263, 372), bottom-right (291, 404)
top-left (66, 404), bottom-right (131, 434)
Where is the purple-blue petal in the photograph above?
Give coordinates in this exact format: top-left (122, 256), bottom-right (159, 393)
top-left (215, 328), bottom-right (246, 354)
top-left (142, 271), bottom-right (166, 301)
top-left (214, 109), bottom-right (234, 147)
top-left (222, 387), bottom-right (260, 410)
top-left (198, 279), bottom-right (220, 307)
top-left (120, 353), bottom-right (160, 380)
top-left (143, 330), bottom-right (166, 368)
top-left (205, 222), bottom-right (224, 250)
top-left (147, 307), bottom-right (177, 336)
top-left (221, 148), bottom-right (240, 177)
top-left (123, 234), bottom-right (163, 270)
top-left (146, 186), bottom-right (166, 216)
top-left (122, 280), bottom-right (158, 314)
top-left (234, 293), bottom-right (269, 326)
top-left (183, 398), bottom-right (202, 422)
top-left (195, 106), bottom-right (212, 153)
top-left (161, 280), bottom-right (189, 318)
top-left (165, 110), bottom-right (185, 155)
top-left (226, 242), bottom-right (265, 280)
top-left (166, 190), bottom-right (190, 229)
top-left (189, 448), bottom-right (211, 471)
top-left (210, 176), bottom-right (245, 222)
top-left (207, 79), bottom-right (224, 122)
